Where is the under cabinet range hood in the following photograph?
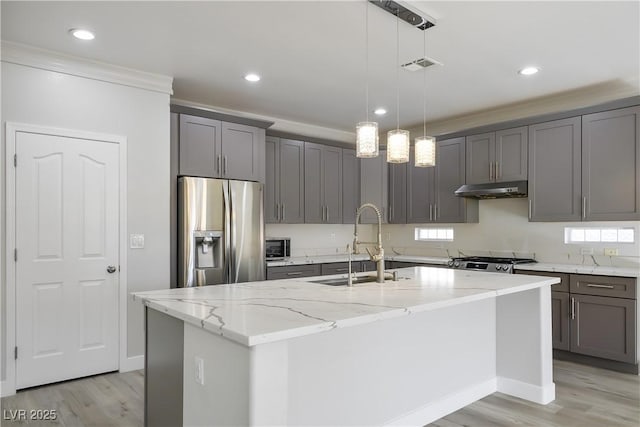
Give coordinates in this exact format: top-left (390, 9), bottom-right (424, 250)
top-left (454, 180), bottom-right (528, 199)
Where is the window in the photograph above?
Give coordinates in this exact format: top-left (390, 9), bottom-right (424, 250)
top-left (414, 227), bottom-right (454, 241)
top-left (564, 227), bottom-right (635, 244)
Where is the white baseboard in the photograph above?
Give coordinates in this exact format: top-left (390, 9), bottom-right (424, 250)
top-left (120, 355), bottom-right (145, 372)
top-left (385, 378), bottom-right (498, 426)
top-left (497, 376), bottom-right (556, 404)
top-left (1, 380), bottom-right (17, 397)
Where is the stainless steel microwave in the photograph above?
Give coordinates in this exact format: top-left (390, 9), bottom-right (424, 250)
top-left (265, 238), bottom-right (291, 259)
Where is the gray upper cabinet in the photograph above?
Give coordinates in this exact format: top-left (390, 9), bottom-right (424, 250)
top-left (436, 137), bottom-right (478, 223)
top-left (360, 150), bottom-right (388, 224)
top-left (304, 142), bottom-right (343, 223)
top-left (265, 137), bottom-right (305, 224)
top-left (466, 126), bottom-right (527, 184)
top-left (407, 148), bottom-right (436, 223)
top-left (342, 149), bottom-right (360, 224)
top-left (582, 106), bottom-right (640, 221)
top-left (221, 122), bottom-right (264, 182)
top-left (179, 114), bottom-right (265, 182)
top-left (179, 115), bottom-right (222, 177)
top-left (528, 117), bottom-right (582, 221)
top-left (388, 163), bottom-right (407, 224)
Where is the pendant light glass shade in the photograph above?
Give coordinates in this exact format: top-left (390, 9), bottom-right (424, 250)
top-left (356, 122), bottom-right (379, 158)
top-left (387, 129), bottom-right (410, 163)
top-left (415, 136), bottom-right (436, 167)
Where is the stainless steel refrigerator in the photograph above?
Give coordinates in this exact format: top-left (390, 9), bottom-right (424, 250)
top-left (178, 177), bottom-right (264, 287)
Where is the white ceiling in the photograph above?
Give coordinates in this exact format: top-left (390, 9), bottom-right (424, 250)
top-left (2, 1), bottom-right (639, 134)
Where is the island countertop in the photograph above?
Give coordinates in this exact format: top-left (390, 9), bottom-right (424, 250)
top-left (133, 266), bottom-right (557, 347)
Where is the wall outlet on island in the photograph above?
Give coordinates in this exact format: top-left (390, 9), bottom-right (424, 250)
top-left (604, 248), bottom-right (619, 256)
top-left (580, 247), bottom-right (594, 255)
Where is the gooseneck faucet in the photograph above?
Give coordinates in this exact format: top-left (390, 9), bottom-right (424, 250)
top-left (353, 203), bottom-right (385, 283)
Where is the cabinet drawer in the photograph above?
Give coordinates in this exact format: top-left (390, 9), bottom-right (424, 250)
top-left (266, 264), bottom-right (321, 280)
top-left (321, 262), bottom-right (361, 275)
top-left (516, 270), bottom-right (569, 292)
top-left (570, 275), bottom-right (636, 299)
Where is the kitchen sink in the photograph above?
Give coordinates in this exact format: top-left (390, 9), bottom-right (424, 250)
top-left (310, 276), bottom-right (380, 286)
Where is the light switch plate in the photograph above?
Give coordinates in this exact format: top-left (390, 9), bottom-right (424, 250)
top-left (130, 234), bottom-right (145, 249)
top-left (604, 248), bottom-right (619, 256)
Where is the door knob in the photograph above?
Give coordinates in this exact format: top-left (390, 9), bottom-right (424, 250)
top-left (107, 265), bottom-right (117, 274)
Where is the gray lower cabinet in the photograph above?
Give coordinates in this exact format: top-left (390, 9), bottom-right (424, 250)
top-left (528, 117), bottom-right (582, 221)
top-left (466, 127), bottom-right (527, 184)
top-left (388, 163), bottom-right (407, 224)
top-left (304, 142), bottom-right (343, 223)
top-left (266, 264), bottom-right (321, 280)
top-left (321, 262), bottom-right (361, 275)
top-left (581, 106), bottom-right (640, 221)
top-left (436, 137), bottom-right (478, 223)
top-left (179, 114), bottom-right (264, 181)
top-left (342, 149), bottom-right (360, 224)
top-left (265, 137), bottom-right (305, 224)
top-left (551, 291), bottom-right (571, 351)
top-left (360, 150), bottom-right (388, 224)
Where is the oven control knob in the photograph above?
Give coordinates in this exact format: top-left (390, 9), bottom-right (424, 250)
top-left (495, 265), bottom-right (502, 271)
top-left (498, 264), bottom-right (507, 271)
top-left (453, 261), bottom-right (461, 268)
top-left (447, 260), bottom-right (454, 268)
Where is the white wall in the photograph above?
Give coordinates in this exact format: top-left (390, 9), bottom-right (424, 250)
top-left (1, 59), bottom-right (171, 381)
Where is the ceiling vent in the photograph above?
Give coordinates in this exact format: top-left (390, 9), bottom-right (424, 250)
top-left (369, 0), bottom-right (436, 31)
top-left (401, 57), bottom-right (442, 72)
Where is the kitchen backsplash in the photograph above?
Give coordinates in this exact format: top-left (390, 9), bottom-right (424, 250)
top-left (268, 199), bottom-right (639, 268)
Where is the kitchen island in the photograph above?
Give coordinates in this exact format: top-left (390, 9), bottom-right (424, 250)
top-left (134, 266), bottom-right (558, 426)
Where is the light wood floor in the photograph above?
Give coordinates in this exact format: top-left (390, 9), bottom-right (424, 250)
top-left (1, 360), bottom-right (638, 426)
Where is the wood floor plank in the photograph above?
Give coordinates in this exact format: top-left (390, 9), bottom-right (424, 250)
top-left (1, 360), bottom-right (638, 426)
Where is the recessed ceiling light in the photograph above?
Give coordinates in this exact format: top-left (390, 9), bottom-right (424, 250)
top-left (518, 66), bottom-right (540, 76)
top-left (374, 108), bottom-right (387, 116)
top-left (69, 28), bottom-right (95, 41)
top-left (244, 73), bottom-right (261, 82)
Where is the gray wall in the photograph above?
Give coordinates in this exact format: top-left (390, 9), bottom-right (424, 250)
top-left (1, 61), bottom-right (171, 380)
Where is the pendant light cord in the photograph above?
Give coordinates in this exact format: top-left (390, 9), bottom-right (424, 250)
top-left (396, 8), bottom-right (400, 131)
top-left (423, 27), bottom-right (427, 137)
top-left (365, 0), bottom-right (369, 123)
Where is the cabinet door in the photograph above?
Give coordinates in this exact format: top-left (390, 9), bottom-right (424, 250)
top-left (570, 294), bottom-right (636, 363)
top-left (221, 122), bottom-right (263, 181)
top-left (265, 137), bottom-right (280, 223)
top-left (528, 117), bottom-right (582, 221)
top-left (388, 163), bottom-right (407, 224)
top-left (466, 132), bottom-right (494, 184)
top-left (279, 139), bottom-right (305, 223)
top-left (407, 148), bottom-right (435, 223)
top-left (179, 115), bottom-right (221, 177)
top-left (495, 126), bottom-right (528, 182)
top-left (360, 150), bottom-right (388, 224)
top-left (304, 142), bottom-right (323, 223)
top-left (323, 146), bottom-right (343, 224)
top-left (342, 149), bottom-right (360, 224)
top-left (582, 106), bottom-right (640, 221)
top-left (551, 291), bottom-right (570, 351)
top-left (435, 138), bottom-right (475, 222)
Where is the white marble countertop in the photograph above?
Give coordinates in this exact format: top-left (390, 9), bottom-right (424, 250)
top-left (515, 262), bottom-right (639, 278)
top-left (266, 254), bottom-right (449, 267)
top-left (134, 266), bottom-right (557, 347)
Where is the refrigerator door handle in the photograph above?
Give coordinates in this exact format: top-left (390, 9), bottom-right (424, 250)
top-left (223, 181), bottom-right (232, 283)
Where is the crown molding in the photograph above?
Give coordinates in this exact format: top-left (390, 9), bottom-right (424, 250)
top-left (1, 41), bottom-right (173, 95)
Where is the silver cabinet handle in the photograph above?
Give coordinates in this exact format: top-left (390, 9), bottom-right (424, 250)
top-left (585, 283), bottom-right (615, 289)
top-left (571, 297), bottom-right (576, 320)
top-left (490, 162), bottom-right (494, 181)
top-left (107, 265), bottom-right (117, 274)
top-left (434, 204), bottom-right (438, 220)
top-left (276, 203), bottom-right (280, 221)
top-left (528, 200), bottom-right (532, 220)
top-left (326, 206), bottom-right (329, 222)
top-left (223, 156), bottom-right (228, 175)
top-left (217, 155), bottom-right (221, 174)
top-left (282, 204), bottom-right (285, 221)
top-left (582, 197), bottom-right (587, 219)
top-left (286, 271), bottom-right (303, 276)
top-left (496, 162), bottom-right (500, 180)
top-left (429, 204), bottom-right (433, 221)
top-left (334, 268), bottom-right (349, 272)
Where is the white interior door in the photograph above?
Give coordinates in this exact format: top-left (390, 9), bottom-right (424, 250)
top-left (15, 131), bottom-right (119, 389)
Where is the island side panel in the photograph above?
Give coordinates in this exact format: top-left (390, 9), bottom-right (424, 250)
top-left (496, 285), bottom-right (555, 404)
top-left (145, 308), bottom-right (184, 427)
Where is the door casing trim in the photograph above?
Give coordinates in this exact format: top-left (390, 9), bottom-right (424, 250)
top-left (4, 122), bottom-right (128, 396)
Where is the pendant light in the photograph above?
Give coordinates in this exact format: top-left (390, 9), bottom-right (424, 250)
top-left (415, 26), bottom-right (436, 167)
top-left (387, 7), bottom-right (410, 164)
top-left (356, 0), bottom-right (379, 158)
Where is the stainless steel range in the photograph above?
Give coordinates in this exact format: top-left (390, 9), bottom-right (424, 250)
top-left (447, 256), bottom-right (537, 274)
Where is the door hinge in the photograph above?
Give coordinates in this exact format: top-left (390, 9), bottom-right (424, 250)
top-left (14, 248), bottom-right (17, 262)
top-left (14, 346), bottom-right (18, 360)
top-left (14, 154), bottom-right (17, 167)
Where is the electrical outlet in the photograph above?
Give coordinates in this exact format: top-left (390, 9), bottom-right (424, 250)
top-left (580, 247), bottom-right (594, 255)
top-left (194, 357), bottom-right (204, 385)
top-left (604, 248), bottom-right (619, 256)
